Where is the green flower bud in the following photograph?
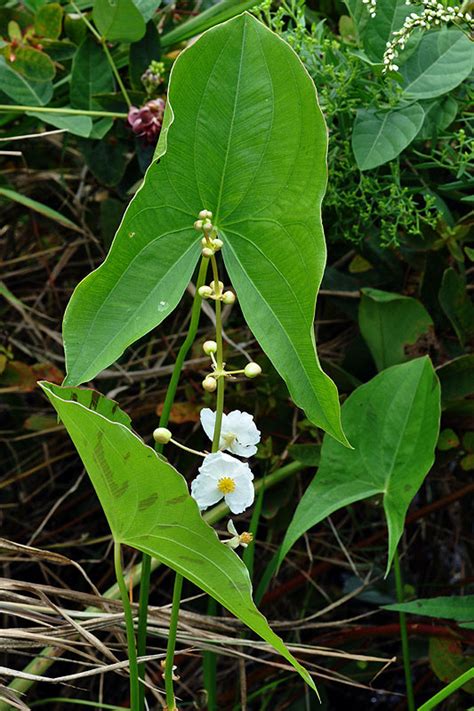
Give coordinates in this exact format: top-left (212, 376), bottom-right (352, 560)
top-left (213, 238), bottom-right (224, 250)
top-left (244, 362), bottom-right (262, 378)
top-left (194, 220), bottom-right (203, 231)
top-left (222, 290), bottom-right (235, 305)
top-left (198, 285), bottom-right (213, 298)
top-left (202, 247), bottom-right (214, 258)
top-left (203, 340), bottom-right (217, 355)
top-left (153, 427), bottom-right (172, 444)
top-left (210, 280), bottom-right (224, 292)
top-left (199, 209), bottom-right (213, 220)
top-left (202, 375), bottom-right (217, 392)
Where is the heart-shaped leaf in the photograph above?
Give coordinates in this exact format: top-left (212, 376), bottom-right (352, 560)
top-left (279, 357), bottom-right (440, 573)
top-left (40, 381), bottom-right (316, 694)
top-left (93, 0), bottom-right (146, 43)
top-left (62, 13), bottom-right (347, 445)
top-left (352, 103), bottom-right (425, 170)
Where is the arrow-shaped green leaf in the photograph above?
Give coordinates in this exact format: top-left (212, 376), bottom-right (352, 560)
top-left (39, 381), bottom-right (316, 694)
top-left (62, 12), bottom-right (347, 445)
top-left (279, 358), bottom-right (441, 574)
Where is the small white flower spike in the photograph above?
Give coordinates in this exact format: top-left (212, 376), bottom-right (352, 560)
top-left (191, 452), bottom-right (254, 514)
top-left (223, 519), bottom-right (254, 549)
top-left (200, 408), bottom-right (260, 457)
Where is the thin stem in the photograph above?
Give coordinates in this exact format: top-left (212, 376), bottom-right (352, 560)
top-left (113, 542), bottom-right (139, 710)
top-left (0, 105), bottom-right (128, 118)
top-left (165, 573), bottom-right (184, 711)
top-left (210, 255), bottom-right (224, 451)
top-left (136, 258), bottom-right (209, 709)
top-left (170, 438), bottom-right (206, 457)
top-left (418, 666), bottom-right (474, 711)
top-left (393, 548), bottom-right (415, 711)
top-left (101, 40), bottom-right (132, 108)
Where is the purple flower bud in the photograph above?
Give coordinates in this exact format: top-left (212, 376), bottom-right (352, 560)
top-left (127, 98), bottom-right (166, 145)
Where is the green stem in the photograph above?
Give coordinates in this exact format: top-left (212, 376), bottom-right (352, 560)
top-left (0, 105), bottom-right (128, 118)
top-left (136, 258), bottom-right (209, 710)
top-left (210, 255), bottom-right (224, 451)
top-left (204, 255), bottom-right (225, 711)
top-left (393, 548), bottom-right (415, 711)
top-left (113, 542), bottom-right (139, 710)
top-left (418, 666), bottom-right (474, 711)
top-left (165, 573), bottom-right (184, 711)
top-left (101, 39), bottom-right (132, 108)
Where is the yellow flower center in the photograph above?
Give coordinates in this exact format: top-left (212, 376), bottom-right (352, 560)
top-left (217, 476), bottom-right (236, 494)
top-left (240, 532), bottom-right (253, 545)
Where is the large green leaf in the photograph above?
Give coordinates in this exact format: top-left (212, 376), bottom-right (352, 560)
top-left (93, 0), bottom-right (146, 43)
top-left (39, 381), bottom-right (316, 694)
top-left (401, 28), bottom-right (474, 100)
top-left (352, 103), bottom-right (424, 170)
top-left (359, 288), bottom-right (433, 371)
top-left (63, 13), bottom-right (347, 445)
top-left (70, 36), bottom-right (114, 110)
top-left (279, 358), bottom-right (441, 573)
top-left (0, 55), bottom-right (52, 106)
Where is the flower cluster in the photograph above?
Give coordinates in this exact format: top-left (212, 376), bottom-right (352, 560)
top-left (362, 0), bottom-right (377, 18)
top-left (141, 60), bottom-right (165, 95)
top-left (190, 409), bottom-right (261, 515)
top-left (382, 1), bottom-right (473, 72)
top-left (127, 98), bottom-right (166, 144)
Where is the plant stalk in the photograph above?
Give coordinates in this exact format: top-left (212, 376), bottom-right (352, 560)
top-left (164, 573), bottom-right (184, 711)
top-left (0, 105), bottom-right (128, 118)
top-left (393, 548), bottom-right (415, 711)
top-left (113, 542), bottom-right (139, 710)
top-left (136, 258), bottom-right (209, 709)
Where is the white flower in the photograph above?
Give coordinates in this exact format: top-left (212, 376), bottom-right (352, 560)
top-left (223, 519), bottom-right (254, 549)
top-left (200, 408), bottom-right (260, 457)
top-left (191, 452), bottom-right (254, 514)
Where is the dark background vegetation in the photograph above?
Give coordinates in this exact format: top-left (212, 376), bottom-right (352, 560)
top-left (0, 0), bottom-right (473, 708)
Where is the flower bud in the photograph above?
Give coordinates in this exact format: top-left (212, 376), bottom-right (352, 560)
top-left (212, 238), bottom-right (224, 250)
top-left (210, 280), bottom-right (224, 292)
top-left (199, 209), bottom-right (212, 220)
top-left (222, 290), bottom-right (235, 305)
top-left (244, 362), bottom-right (262, 378)
top-left (153, 427), bottom-right (172, 444)
top-left (198, 285), bottom-right (213, 298)
top-left (203, 340), bottom-right (217, 355)
top-left (193, 220), bottom-right (203, 231)
top-left (202, 375), bottom-right (217, 392)
top-left (202, 247), bottom-right (214, 258)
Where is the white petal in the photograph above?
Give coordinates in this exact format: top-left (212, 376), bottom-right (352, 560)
top-left (190, 473), bottom-right (222, 510)
top-left (200, 408), bottom-right (217, 443)
top-left (227, 519), bottom-right (238, 535)
top-left (225, 475), bottom-right (254, 514)
top-left (198, 451), bottom-right (253, 480)
top-left (228, 440), bottom-right (258, 458)
top-left (225, 410), bottom-right (261, 447)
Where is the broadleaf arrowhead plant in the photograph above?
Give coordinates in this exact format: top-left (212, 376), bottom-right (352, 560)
top-left (62, 12), bottom-right (347, 446)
